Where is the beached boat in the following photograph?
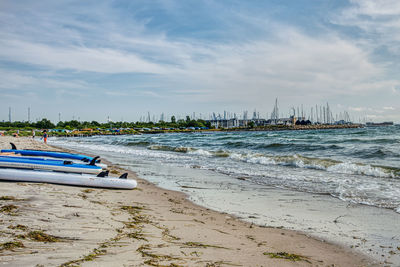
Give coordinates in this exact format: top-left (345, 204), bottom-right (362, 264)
top-left (1, 143), bottom-right (98, 163)
top-left (0, 156), bottom-right (102, 174)
top-left (0, 168), bottom-right (137, 189)
top-left (0, 155), bottom-right (107, 169)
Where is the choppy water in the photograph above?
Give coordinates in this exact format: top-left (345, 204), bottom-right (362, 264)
top-left (51, 126), bottom-right (400, 213)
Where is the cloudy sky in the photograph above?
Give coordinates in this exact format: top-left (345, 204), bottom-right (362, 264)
top-left (1, 0), bottom-right (399, 123)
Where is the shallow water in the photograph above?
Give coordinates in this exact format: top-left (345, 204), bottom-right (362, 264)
top-left (51, 126), bottom-right (400, 212)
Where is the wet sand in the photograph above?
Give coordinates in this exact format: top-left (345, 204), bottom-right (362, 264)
top-left (0, 136), bottom-right (376, 266)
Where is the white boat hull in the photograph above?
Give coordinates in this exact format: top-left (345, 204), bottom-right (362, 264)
top-left (0, 168), bottom-right (137, 189)
top-left (0, 161), bottom-right (102, 174)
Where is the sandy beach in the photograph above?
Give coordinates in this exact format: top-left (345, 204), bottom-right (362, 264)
top-left (0, 136), bottom-right (377, 266)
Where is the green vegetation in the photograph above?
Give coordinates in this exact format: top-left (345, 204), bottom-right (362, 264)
top-left (1, 116), bottom-right (360, 137)
top-left (0, 117), bottom-right (212, 133)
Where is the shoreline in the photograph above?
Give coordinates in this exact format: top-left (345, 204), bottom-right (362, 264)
top-left (0, 136), bottom-right (377, 266)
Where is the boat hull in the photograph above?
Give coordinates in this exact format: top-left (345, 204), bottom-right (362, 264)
top-left (0, 157), bottom-right (102, 174)
top-left (0, 168), bottom-right (137, 189)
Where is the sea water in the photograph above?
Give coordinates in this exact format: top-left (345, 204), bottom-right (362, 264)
top-left (50, 126), bottom-right (400, 264)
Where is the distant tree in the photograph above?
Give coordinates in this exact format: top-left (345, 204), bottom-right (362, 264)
top-left (171, 116), bottom-right (176, 123)
top-left (56, 121), bottom-right (65, 128)
top-left (248, 121), bottom-right (255, 128)
top-left (186, 116), bottom-right (191, 122)
top-left (35, 118), bottom-right (55, 129)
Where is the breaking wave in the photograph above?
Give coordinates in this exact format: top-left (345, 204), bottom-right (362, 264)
top-left (145, 144), bottom-right (399, 179)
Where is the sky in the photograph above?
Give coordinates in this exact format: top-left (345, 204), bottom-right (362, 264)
top-left (0, 0), bottom-right (399, 123)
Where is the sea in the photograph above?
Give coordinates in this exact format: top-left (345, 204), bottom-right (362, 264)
top-left (49, 125), bottom-right (400, 264)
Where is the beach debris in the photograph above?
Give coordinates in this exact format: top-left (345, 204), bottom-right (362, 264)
top-left (60, 248), bottom-right (107, 266)
top-left (182, 242), bottom-right (228, 249)
top-left (205, 261), bottom-right (242, 266)
top-left (0, 196), bottom-right (24, 201)
top-left (333, 215), bottom-right (345, 224)
top-left (137, 244), bottom-right (182, 266)
top-left (27, 230), bottom-right (61, 242)
top-left (263, 252), bottom-right (311, 263)
top-left (8, 224), bottom-right (28, 231)
top-left (193, 219), bottom-right (205, 224)
top-left (162, 228), bottom-right (181, 241)
top-left (170, 208), bottom-right (184, 214)
top-left (126, 230), bottom-right (148, 241)
top-left (168, 198), bottom-right (182, 204)
top-left (110, 169), bottom-right (120, 174)
top-left (78, 193), bottom-right (88, 199)
top-left (246, 235), bottom-right (255, 241)
top-left (0, 241), bottom-right (24, 251)
top-left (81, 189), bottom-right (95, 194)
top-left (0, 204), bottom-right (18, 214)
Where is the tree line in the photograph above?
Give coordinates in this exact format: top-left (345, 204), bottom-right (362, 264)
top-left (0, 117), bottom-right (212, 130)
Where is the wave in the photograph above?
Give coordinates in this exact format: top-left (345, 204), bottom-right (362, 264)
top-left (357, 148), bottom-right (398, 159)
top-left (231, 153), bottom-right (399, 179)
top-left (143, 143), bottom-right (400, 179)
top-left (148, 145), bottom-right (194, 153)
top-left (126, 141), bottom-right (151, 147)
top-left (254, 143), bottom-right (342, 151)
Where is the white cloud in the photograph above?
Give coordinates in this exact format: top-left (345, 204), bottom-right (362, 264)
top-left (165, 28), bottom-right (394, 106)
top-left (383, 106), bottom-right (395, 110)
top-left (333, 0), bottom-right (400, 53)
top-left (0, 39), bottom-right (167, 74)
top-left (346, 0), bottom-right (400, 17)
top-left (0, 69), bottom-right (88, 91)
top-left (349, 107), bottom-right (367, 112)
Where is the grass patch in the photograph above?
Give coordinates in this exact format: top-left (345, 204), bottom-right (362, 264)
top-left (263, 252), bottom-right (310, 263)
top-left (0, 241), bottom-right (24, 251)
top-left (27, 230), bottom-right (61, 242)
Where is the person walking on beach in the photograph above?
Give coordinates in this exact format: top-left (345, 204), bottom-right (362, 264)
top-left (32, 129), bottom-right (35, 139)
top-left (42, 130), bottom-right (48, 143)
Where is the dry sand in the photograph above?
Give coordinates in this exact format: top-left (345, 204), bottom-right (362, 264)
top-left (0, 136), bottom-right (377, 266)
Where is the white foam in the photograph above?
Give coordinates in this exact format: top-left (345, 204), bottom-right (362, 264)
top-left (327, 162), bottom-right (393, 178)
top-left (188, 149), bottom-right (212, 157)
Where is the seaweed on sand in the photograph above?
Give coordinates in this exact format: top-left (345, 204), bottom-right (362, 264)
top-left (263, 252), bottom-right (311, 263)
top-left (0, 241), bottom-right (24, 251)
top-left (27, 230), bottom-right (61, 242)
